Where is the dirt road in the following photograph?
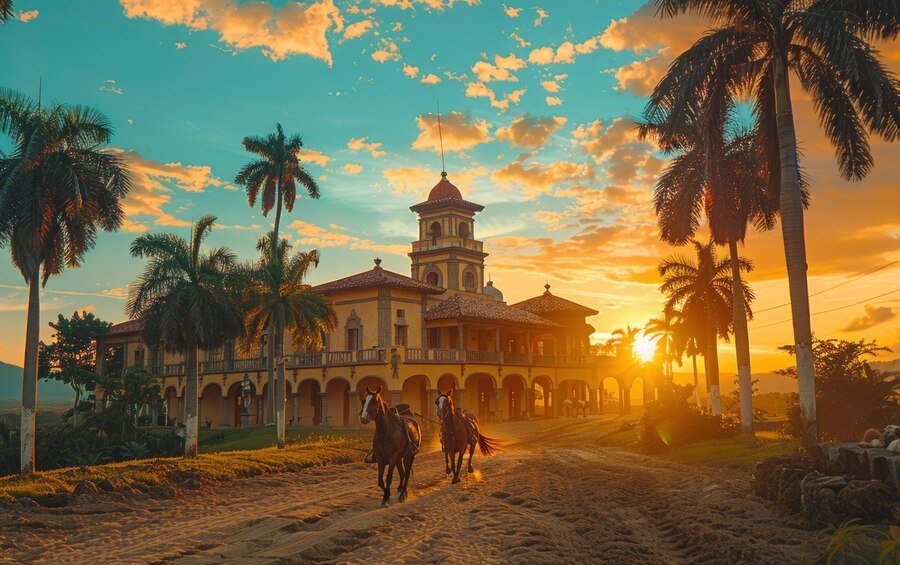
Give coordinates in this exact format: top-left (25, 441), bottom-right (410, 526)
top-left (0, 417), bottom-right (824, 564)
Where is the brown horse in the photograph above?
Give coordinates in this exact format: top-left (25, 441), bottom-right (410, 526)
top-left (359, 386), bottom-right (421, 505)
top-left (435, 388), bottom-right (500, 484)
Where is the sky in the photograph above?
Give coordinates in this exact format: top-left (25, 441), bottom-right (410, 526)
top-left (1, 0), bottom-right (898, 387)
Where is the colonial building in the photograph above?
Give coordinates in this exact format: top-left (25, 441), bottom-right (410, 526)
top-left (96, 172), bottom-right (654, 428)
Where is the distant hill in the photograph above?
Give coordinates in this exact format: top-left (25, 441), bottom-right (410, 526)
top-left (0, 361), bottom-right (75, 403)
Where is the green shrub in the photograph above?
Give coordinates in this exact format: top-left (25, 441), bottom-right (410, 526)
top-left (640, 382), bottom-right (740, 451)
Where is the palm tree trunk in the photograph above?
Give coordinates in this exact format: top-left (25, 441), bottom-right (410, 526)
top-left (706, 318), bottom-right (721, 415)
top-left (19, 274), bottom-right (40, 475)
top-left (265, 318), bottom-right (275, 424)
top-left (267, 177), bottom-right (284, 426)
top-left (691, 353), bottom-right (701, 409)
top-left (729, 239), bottom-right (754, 435)
top-left (774, 55), bottom-right (817, 448)
top-left (276, 322), bottom-right (286, 449)
top-left (184, 342), bottom-right (199, 457)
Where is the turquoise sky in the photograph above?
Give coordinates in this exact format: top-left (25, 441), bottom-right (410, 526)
top-left (2, 0), bottom-right (899, 379)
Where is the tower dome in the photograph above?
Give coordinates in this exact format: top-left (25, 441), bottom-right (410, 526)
top-left (427, 171), bottom-right (462, 201)
top-left (483, 280), bottom-right (504, 302)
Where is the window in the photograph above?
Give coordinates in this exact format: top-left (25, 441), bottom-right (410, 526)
top-left (430, 221), bottom-right (442, 243)
top-left (396, 309), bottom-right (406, 318)
top-left (395, 325), bottom-right (408, 346)
top-left (426, 271), bottom-right (440, 286)
top-left (427, 328), bottom-right (441, 349)
top-left (133, 348), bottom-right (145, 368)
top-left (463, 271), bottom-right (476, 292)
top-left (347, 328), bottom-right (360, 350)
top-left (459, 222), bottom-right (469, 239)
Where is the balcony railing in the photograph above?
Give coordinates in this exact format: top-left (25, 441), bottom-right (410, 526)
top-left (149, 348), bottom-right (594, 378)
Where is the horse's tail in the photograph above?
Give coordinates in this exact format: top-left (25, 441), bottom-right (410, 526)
top-left (477, 434), bottom-right (501, 456)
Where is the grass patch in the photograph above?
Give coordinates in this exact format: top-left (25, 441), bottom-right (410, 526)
top-left (0, 427), bottom-right (371, 504)
top-left (664, 433), bottom-right (803, 472)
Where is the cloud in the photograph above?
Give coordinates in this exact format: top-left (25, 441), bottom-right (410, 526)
top-left (503, 5), bottom-right (521, 17)
top-left (540, 80), bottom-right (560, 93)
top-left (372, 39), bottom-right (401, 63)
top-left (412, 112), bottom-right (491, 153)
top-left (342, 163), bottom-right (363, 175)
top-left (297, 148), bottom-right (332, 167)
top-left (528, 34), bottom-right (603, 66)
top-left (495, 115), bottom-right (566, 148)
top-left (370, 0), bottom-right (480, 10)
top-left (175, 41), bottom-right (187, 49)
top-left (288, 220), bottom-right (408, 256)
top-left (471, 53), bottom-right (526, 83)
top-left (342, 19), bottom-right (374, 41)
top-left (119, 0), bottom-right (344, 65)
top-left (545, 96), bottom-right (562, 106)
top-left (534, 7), bottom-right (547, 27)
top-left (842, 305), bottom-right (896, 332)
top-left (18, 10), bottom-right (39, 22)
top-left (509, 32), bottom-right (530, 48)
top-left (492, 160), bottom-right (595, 200)
top-left (465, 82), bottom-right (527, 113)
top-left (347, 136), bottom-right (387, 158)
top-left (403, 63), bottom-right (419, 78)
top-left (383, 165), bottom-right (489, 199)
top-left (421, 73), bottom-right (441, 84)
top-left (111, 149), bottom-right (230, 231)
top-left (99, 79), bottom-right (123, 95)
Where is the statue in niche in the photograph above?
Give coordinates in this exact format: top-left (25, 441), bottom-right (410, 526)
top-left (241, 374), bottom-right (252, 415)
top-left (390, 348), bottom-right (401, 379)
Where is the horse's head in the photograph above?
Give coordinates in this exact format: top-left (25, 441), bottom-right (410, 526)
top-left (359, 386), bottom-right (384, 425)
top-left (435, 388), bottom-right (454, 420)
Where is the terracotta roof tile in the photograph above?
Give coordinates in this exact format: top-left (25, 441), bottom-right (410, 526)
top-left (510, 284), bottom-right (599, 316)
top-left (313, 260), bottom-right (445, 295)
top-left (426, 294), bottom-right (562, 328)
top-left (105, 319), bottom-right (143, 335)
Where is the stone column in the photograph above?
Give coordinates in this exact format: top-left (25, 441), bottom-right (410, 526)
top-left (177, 396), bottom-right (185, 425)
top-left (589, 387), bottom-right (598, 416)
top-left (525, 388), bottom-right (533, 419)
top-left (257, 395), bottom-right (264, 425)
top-left (494, 389), bottom-right (503, 422)
top-left (293, 393), bottom-right (300, 425)
top-left (319, 392), bottom-right (329, 427)
top-left (550, 388), bottom-right (558, 418)
top-left (222, 397), bottom-right (228, 427)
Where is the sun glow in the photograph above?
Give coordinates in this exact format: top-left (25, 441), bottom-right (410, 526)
top-left (633, 335), bottom-right (657, 363)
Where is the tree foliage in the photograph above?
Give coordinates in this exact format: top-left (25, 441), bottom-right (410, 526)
top-left (38, 311), bottom-right (111, 425)
top-left (777, 338), bottom-right (900, 442)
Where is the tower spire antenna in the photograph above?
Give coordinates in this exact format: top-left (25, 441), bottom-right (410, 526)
top-left (37, 77), bottom-right (42, 109)
top-left (436, 101), bottom-right (446, 175)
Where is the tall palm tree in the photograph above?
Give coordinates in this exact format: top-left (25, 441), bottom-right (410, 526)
top-left (235, 124), bottom-right (320, 424)
top-left (1, 1), bottom-right (13, 22)
top-left (659, 240), bottom-right (752, 414)
top-left (127, 215), bottom-right (243, 457)
top-left (648, 0), bottom-right (900, 447)
top-left (674, 318), bottom-right (704, 409)
top-left (0, 89), bottom-right (131, 475)
top-left (639, 103), bottom-right (778, 433)
top-left (237, 233), bottom-right (336, 448)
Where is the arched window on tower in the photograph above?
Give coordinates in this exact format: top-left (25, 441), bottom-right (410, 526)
top-left (430, 222), bottom-right (442, 245)
top-left (426, 271), bottom-right (440, 286)
top-left (463, 271), bottom-right (476, 292)
top-left (459, 222), bottom-right (469, 240)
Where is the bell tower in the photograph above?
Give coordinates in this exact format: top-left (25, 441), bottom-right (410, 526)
top-left (409, 172), bottom-right (487, 293)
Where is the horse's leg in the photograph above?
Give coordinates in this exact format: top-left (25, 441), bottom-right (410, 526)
top-left (383, 459), bottom-right (398, 505)
top-left (398, 454), bottom-right (414, 502)
top-left (452, 448), bottom-right (464, 484)
top-left (444, 448), bottom-right (451, 475)
top-left (466, 437), bottom-right (476, 473)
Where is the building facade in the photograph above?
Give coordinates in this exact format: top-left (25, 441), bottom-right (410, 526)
top-left (96, 172), bottom-right (655, 428)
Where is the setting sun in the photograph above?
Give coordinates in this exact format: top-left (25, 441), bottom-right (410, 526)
top-left (634, 335), bottom-right (657, 363)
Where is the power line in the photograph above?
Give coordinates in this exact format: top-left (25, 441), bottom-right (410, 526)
top-left (750, 288), bottom-right (900, 329)
top-left (753, 260), bottom-right (898, 314)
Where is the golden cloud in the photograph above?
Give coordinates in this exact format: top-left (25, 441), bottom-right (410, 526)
top-left (403, 63), bottom-right (419, 78)
top-left (347, 136), bottom-right (387, 158)
top-left (412, 112), bottom-right (491, 153)
top-left (492, 160), bottom-right (594, 199)
top-left (495, 115), bottom-right (567, 148)
top-left (342, 19), bottom-right (374, 41)
top-left (119, 0), bottom-right (344, 64)
top-left (287, 220), bottom-right (409, 256)
top-left (421, 73), bottom-right (442, 84)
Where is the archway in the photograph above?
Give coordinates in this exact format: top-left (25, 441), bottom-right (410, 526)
top-left (199, 383), bottom-right (223, 428)
top-left (226, 381), bottom-right (245, 426)
top-left (532, 375), bottom-right (553, 417)
top-left (298, 378), bottom-right (322, 425)
top-left (325, 378), bottom-right (351, 426)
top-left (401, 374), bottom-right (429, 417)
top-left (463, 373), bottom-right (495, 422)
top-left (600, 376), bottom-right (620, 414)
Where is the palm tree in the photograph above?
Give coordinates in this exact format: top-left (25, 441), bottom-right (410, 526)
top-left (127, 215), bottom-right (243, 457)
top-left (644, 310), bottom-right (681, 383)
top-left (610, 324), bottom-right (641, 360)
top-left (1, 1), bottom-right (12, 22)
top-left (0, 89), bottom-right (131, 475)
top-left (648, 0), bottom-right (900, 447)
top-left (639, 103), bottom-right (778, 433)
top-left (659, 240), bottom-right (752, 414)
top-left (235, 124), bottom-right (320, 424)
top-left (237, 233), bottom-right (336, 447)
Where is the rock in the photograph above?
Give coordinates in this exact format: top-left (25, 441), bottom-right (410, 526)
top-left (752, 454), bottom-right (814, 514)
top-left (882, 425), bottom-right (900, 445)
top-left (888, 439), bottom-right (900, 453)
top-left (836, 480), bottom-right (897, 522)
top-left (73, 481), bottom-right (99, 496)
top-left (800, 472), bottom-right (846, 526)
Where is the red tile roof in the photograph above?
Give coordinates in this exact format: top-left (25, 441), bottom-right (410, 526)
top-left (313, 259), bottom-right (446, 295)
top-left (426, 293), bottom-right (562, 328)
top-left (105, 319), bottom-right (144, 335)
top-left (510, 284), bottom-right (599, 316)
top-left (410, 173), bottom-right (484, 214)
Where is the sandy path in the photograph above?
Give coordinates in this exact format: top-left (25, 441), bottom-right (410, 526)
top-left (0, 417), bottom-right (824, 564)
